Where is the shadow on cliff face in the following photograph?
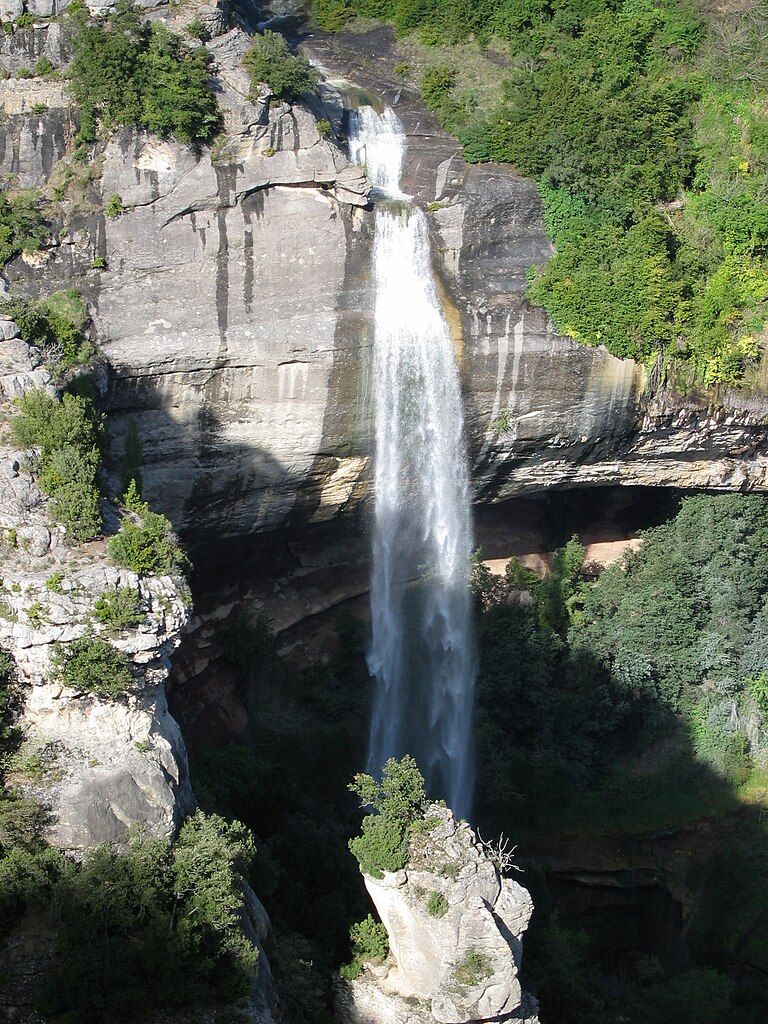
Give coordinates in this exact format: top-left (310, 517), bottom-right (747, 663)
top-left (168, 604), bottom-right (374, 1024)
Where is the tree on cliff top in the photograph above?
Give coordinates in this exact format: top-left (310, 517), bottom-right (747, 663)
top-left (348, 755), bottom-right (427, 877)
top-left (243, 30), bottom-right (319, 100)
top-left (68, 0), bottom-right (219, 144)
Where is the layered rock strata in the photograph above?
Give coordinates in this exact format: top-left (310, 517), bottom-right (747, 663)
top-left (2, 16), bottom-right (764, 549)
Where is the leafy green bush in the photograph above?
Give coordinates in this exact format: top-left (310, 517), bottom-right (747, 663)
top-left (0, 190), bottom-right (47, 270)
top-left (105, 193), bottom-right (123, 218)
top-left (11, 389), bottom-right (103, 541)
top-left (243, 30), bottom-right (319, 100)
top-left (339, 914), bottom-right (389, 980)
top-left (348, 755), bottom-right (426, 878)
top-left (52, 635), bottom-right (133, 698)
top-left (37, 813), bottom-right (256, 1020)
top-left (45, 572), bottom-right (64, 593)
top-left (34, 56), bottom-right (55, 76)
top-left (69, 0), bottom-right (219, 144)
top-left (426, 890), bottom-right (449, 917)
top-left (3, 293), bottom-right (94, 373)
top-left (94, 586), bottom-right (142, 630)
top-left (108, 503), bottom-right (187, 577)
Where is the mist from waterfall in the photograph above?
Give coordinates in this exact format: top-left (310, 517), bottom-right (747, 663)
top-left (349, 104), bottom-right (476, 819)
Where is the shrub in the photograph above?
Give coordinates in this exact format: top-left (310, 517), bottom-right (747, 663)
top-left (348, 755), bottom-right (427, 878)
top-left (105, 194), bottom-right (123, 219)
top-left (39, 812), bottom-right (257, 1020)
top-left (339, 914), bottom-right (388, 980)
top-left (453, 948), bottom-right (492, 988)
top-left (108, 505), bottom-right (187, 577)
top-left (34, 57), bottom-right (54, 76)
top-left (2, 293), bottom-right (94, 373)
top-left (242, 30), bottom-right (318, 100)
top-left (94, 586), bottom-right (142, 630)
top-left (45, 572), bottom-right (64, 593)
top-left (0, 190), bottom-right (47, 270)
top-left (186, 17), bottom-right (208, 41)
top-left (10, 390), bottom-right (103, 541)
top-left (11, 389), bottom-right (101, 463)
top-left (426, 890), bottom-right (449, 918)
top-left (316, 117), bottom-right (331, 137)
top-left (69, 1), bottom-right (219, 144)
top-left (52, 635), bottom-right (133, 698)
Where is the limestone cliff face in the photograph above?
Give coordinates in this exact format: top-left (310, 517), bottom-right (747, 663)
top-left (0, 313), bottom-right (194, 850)
top-left (2, 15), bottom-right (767, 553)
top-left (337, 805), bottom-right (539, 1024)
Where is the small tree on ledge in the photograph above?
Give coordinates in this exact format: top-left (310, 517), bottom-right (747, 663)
top-left (348, 755), bottom-right (427, 878)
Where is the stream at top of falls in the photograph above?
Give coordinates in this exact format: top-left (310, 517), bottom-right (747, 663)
top-left (348, 104), bottom-right (477, 819)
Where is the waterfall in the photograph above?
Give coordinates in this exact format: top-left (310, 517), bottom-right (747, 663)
top-left (349, 105), bottom-right (477, 819)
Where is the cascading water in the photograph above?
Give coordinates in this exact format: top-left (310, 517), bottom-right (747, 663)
top-left (349, 104), bottom-right (477, 819)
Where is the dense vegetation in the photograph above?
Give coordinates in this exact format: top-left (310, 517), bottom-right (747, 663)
top-left (347, 753), bottom-right (427, 877)
top-left (2, 291), bottom-right (95, 376)
top-left (68, 0), bottom-right (219, 145)
top-left (473, 494), bottom-right (768, 832)
top-left (108, 494), bottom-right (187, 576)
top-left (52, 634), bottom-right (133, 698)
top-left (314, 0), bottom-right (768, 387)
top-left (243, 29), bottom-right (319, 100)
top-left (11, 387), bottom-right (104, 541)
top-left (0, 190), bottom-right (47, 270)
top-left (470, 493), bottom-right (768, 1021)
top-left (0, 810), bottom-right (259, 1022)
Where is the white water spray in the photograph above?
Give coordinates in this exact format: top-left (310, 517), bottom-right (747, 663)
top-left (349, 105), bottom-right (476, 818)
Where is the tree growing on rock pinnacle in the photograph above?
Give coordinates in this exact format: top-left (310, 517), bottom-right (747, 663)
top-left (348, 755), bottom-right (427, 878)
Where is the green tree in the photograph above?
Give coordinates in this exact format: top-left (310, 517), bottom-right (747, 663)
top-left (243, 30), bottom-right (319, 100)
top-left (108, 503), bottom-right (187, 577)
top-left (68, 0), bottom-right (218, 144)
top-left (52, 635), bottom-right (133, 698)
top-left (348, 755), bottom-right (427, 878)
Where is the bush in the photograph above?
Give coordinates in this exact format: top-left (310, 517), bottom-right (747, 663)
top-left (34, 56), bottom-right (55, 76)
top-left (39, 812), bottom-right (257, 1020)
top-left (11, 389), bottom-right (103, 541)
top-left (0, 190), bottom-right (47, 270)
top-left (105, 193), bottom-right (123, 219)
top-left (52, 635), bottom-right (133, 698)
top-left (5, 289), bottom-right (97, 372)
top-left (94, 586), bottom-right (142, 630)
top-left (339, 914), bottom-right (388, 980)
top-left (242, 30), bottom-right (318, 100)
top-left (69, 1), bottom-right (219, 144)
top-left (348, 755), bottom-right (426, 878)
top-left (108, 504), bottom-right (187, 577)
top-left (453, 948), bottom-right (492, 988)
top-left (426, 890), bottom-right (449, 918)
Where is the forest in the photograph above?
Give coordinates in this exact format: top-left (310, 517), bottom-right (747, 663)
top-left (313, 0), bottom-right (768, 388)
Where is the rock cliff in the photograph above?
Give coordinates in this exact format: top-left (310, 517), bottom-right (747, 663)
top-left (337, 805), bottom-right (539, 1024)
top-left (2, 14), bottom-right (765, 552)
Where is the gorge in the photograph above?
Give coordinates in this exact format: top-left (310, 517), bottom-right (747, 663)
top-left (0, 2), bottom-right (767, 1024)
